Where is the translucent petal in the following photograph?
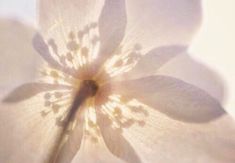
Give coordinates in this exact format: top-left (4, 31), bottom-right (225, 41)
top-left (114, 45), bottom-right (187, 81)
top-left (109, 75), bottom-right (225, 122)
top-left (0, 90), bottom-right (65, 163)
top-left (96, 109), bottom-right (141, 163)
top-left (120, 0), bottom-right (202, 54)
top-left (117, 51), bottom-right (225, 103)
top-left (0, 19), bottom-right (42, 88)
top-left (72, 135), bottom-right (124, 163)
top-left (120, 107), bottom-right (235, 163)
top-left (157, 53), bottom-right (225, 102)
top-left (39, 0), bottom-right (104, 34)
top-left (51, 110), bottom-right (84, 163)
top-left (3, 82), bottom-right (72, 103)
top-left (39, 0), bottom-right (127, 72)
top-left (96, 0), bottom-right (127, 66)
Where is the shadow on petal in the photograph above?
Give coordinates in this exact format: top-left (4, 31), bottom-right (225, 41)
top-left (157, 53), bottom-right (226, 103)
top-left (121, 0), bottom-right (202, 53)
top-left (116, 45), bottom-right (187, 80)
top-left (97, 110), bottom-right (142, 163)
top-left (2, 83), bottom-right (71, 103)
top-left (32, 33), bottom-right (79, 78)
top-left (96, 0), bottom-right (127, 67)
top-left (110, 75), bottom-right (225, 123)
top-left (0, 19), bottom-right (42, 88)
top-left (49, 116), bottom-right (84, 163)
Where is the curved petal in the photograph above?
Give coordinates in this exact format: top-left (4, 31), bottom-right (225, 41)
top-left (121, 0), bottom-right (202, 53)
top-left (0, 19), bottom-right (42, 88)
top-left (3, 82), bottom-right (72, 103)
top-left (115, 45), bottom-right (187, 81)
top-left (96, 109), bottom-right (141, 163)
top-left (97, 0), bottom-right (127, 66)
top-left (39, 0), bottom-right (127, 73)
top-left (72, 135), bottom-right (124, 163)
top-left (120, 105), bottom-right (235, 163)
top-left (51, 112), bottom-right (84, 163)
top-left (109, 75), bottom-right (225, 123)
top-left (39, 0), bottom-right (104, 34)
top-left (32, 33), bottom-right (79, 78)
top-left (0, 89), bottom-right (63, 163)
top-left (157, 53), bottom-right (225, 102)
top-left (39, 0), bottom-right (105, 72)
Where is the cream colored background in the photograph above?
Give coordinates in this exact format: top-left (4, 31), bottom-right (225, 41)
top-left (190, 0), bottom-right (235, 117)
top-left (0, 0), bottom-right (235, 116)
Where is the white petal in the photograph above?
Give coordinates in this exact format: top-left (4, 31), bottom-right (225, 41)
top-left (38, 0), bottom-right (104, 67)
top-left (0, 19), bottom-right (42, 88)
top-left (110, 75), bottom-right (225, 122)
top-left (115, 45), bottom-right (187, 81)
top-left (97, 0), bottom-right (127, 66)
top-left (39, 0), bottom-right (127, 72)
top-left (32, 33), bottom-right (79, 78)
top-left (72, 135), bottom-right (124, 163)
top-left (39, 0), bottom-right (104, 34)
top-left (122, 0), bottom-right (202, 53)
top-left (117, 51), bottom-right (225, 104)
top-left (96, 109), bottom-right (141, 163)
top-left (0, 90), bottom-right (63, 163)
top-left (51, 111), bottom-right (84, 163)
top-left (157, 53), bottom-right (225, 102)
top-left (3, 83), bottom-right (72, 103)
top-left (121, 106), bottom-right (235, 163)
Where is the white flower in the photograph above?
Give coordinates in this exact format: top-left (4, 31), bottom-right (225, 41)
top-left (1, 0), bottom-right (235, 163)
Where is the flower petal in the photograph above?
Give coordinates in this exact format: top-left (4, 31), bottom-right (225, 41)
top-left (110, 75), bottom-right (225, 122)
top-left (121, 0), bottom-right (202, 53)
top-left (0, 90), bottom-right (62, 163)
top-left (96, 109), bottom-right (141, 163)
top-left (157, 53), bottom-right (226, 103)
top-left (97, 0), bottom-right (127, 65)
top-left (115, 45), bottom-right (187, 81)
top-left (32, 33), bottom-right (80, 78)
top-left (39, 0), bottom-right (104, 33)
top-left (3, 83), bottom-right (71, 103)
top-left (39, 0), bottom-right (104, 70)
top-left (0, 19), bottom-right (42, 88)
top-left (72, 135), bottom-right (124, 163)
top-left (119, 105), bottom-right (235, 162)
top-left (51, 112), bottom-right (84, 163)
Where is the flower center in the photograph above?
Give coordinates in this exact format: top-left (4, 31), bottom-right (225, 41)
top-left (66, 80), bottom-right (99, 124)
top-left (80, 80), bottom-right (99, 97)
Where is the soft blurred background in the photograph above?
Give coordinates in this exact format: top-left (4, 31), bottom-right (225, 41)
top-left (0, 0), bottom-right (235, 117)
top-left (0, 0), bottom-right (36, 25)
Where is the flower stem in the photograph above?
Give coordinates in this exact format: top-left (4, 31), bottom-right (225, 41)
top-left (49, 80), bottom-right (98, 163)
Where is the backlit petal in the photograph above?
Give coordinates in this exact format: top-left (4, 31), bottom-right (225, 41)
top-left (96, 0), bottom-right (127, 66)
top-left (96, 109), bottom-right (141, 163)
top-left (115, 45), bottom-right (187, 81)
top-left (72, 135), bottom-right (124, 163)
top-left (0, 19), bottom-right (42, 88)
top-left (157, 53), bottom-right (226, 103)
top-left (120, 0), bottom-right (202, 54)
top-left (109, 75), bottom-right (225, 122)
top-left (51, 111), bottom-right (84, 163)
top-left (121, 106), bottom-right (235, 163)
top-left (39, 0), bottom-right (104, 34)
top-left (0, 89), bottom-right (67, 163)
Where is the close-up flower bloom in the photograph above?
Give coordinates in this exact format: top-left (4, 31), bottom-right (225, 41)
top-left (0, 0), bottom-right (235, 163)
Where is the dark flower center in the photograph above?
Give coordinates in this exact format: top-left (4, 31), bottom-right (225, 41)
top-left (80, 80), bottom-right (99, 97)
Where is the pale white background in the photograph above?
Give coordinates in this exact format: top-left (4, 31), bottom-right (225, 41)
top-left (0, 0), bottom-right (235, 117)
top-left (190, 0), bottom-right (235, 118)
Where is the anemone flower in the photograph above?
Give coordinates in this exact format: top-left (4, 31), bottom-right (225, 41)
top-left (1, 0), bottom-right (235, 163)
